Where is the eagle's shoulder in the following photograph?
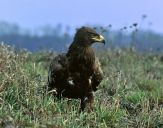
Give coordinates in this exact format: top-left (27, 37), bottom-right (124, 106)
top-left (49, 53), bottom-right (68, 71)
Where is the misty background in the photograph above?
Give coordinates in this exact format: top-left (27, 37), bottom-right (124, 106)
top-left (0, 0), bottom-right (163, 52)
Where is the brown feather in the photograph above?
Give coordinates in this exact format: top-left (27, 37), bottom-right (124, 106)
top-left (47, 27), bottom-right (104, 112)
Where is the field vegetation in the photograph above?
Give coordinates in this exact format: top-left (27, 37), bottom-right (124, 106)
top-left (0, 43), bottom-right (163, 127)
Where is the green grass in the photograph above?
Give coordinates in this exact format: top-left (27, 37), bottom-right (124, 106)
top-left (1, 43), bottom-right (163, 127)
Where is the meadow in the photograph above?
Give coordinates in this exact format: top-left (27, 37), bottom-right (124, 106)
top-left (0, 42), bottom-right (163, 128)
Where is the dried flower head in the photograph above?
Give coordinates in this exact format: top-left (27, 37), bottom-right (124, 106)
top-left (133, 23), bottom-right (138, 27)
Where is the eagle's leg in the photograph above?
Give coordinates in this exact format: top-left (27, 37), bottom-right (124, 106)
top-left (85, 92), bottom-right (94, 112)
top-left (56, 88), bottom-right (63, 100)
top-left (56, 92), bottom-right (61, 100)
top-left (80, 97), bottom-right (86, 112)
top-left (80, 92), bottom-right (94, 112)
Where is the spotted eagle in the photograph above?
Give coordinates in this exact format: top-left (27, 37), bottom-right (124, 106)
top-left (47, 27), bottom-right (105, 111)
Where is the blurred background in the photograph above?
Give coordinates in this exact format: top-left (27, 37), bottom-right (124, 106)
top-left (0, 0), bottom-right (163, 52)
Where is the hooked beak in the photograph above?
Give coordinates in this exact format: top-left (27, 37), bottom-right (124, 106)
top-left (91, 35), bottom-right (105, 44)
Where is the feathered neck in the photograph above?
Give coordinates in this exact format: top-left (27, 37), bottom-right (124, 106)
top-left (66, 41), bottom-right (96, 77)
top-left (67, 41), bottom-right (93, 57)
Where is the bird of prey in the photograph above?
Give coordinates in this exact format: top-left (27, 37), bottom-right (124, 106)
top-left (47, 27), bottom-right (105, 112)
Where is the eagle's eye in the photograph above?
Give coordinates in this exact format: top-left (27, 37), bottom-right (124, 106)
top-left (89, 32), bottom-right (98, 37)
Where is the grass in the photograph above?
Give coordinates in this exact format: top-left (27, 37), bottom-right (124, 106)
top-left (0, 43), bottom-right (163, 127)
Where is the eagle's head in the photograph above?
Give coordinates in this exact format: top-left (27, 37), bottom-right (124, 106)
top-left (74, 27), bottom-right (105, 46)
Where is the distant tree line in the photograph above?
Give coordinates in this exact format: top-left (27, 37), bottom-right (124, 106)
top-left (0, 21), bottom-right (72, 52)
top-left (0, 21), bottom-right (163, 53)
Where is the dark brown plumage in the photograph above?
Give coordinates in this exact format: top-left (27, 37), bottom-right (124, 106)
top-left (47, 27), bottom-right (105, 112)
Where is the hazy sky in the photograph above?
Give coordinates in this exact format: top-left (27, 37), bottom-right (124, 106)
top-left (0, 0), bottom-right (162, 33)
